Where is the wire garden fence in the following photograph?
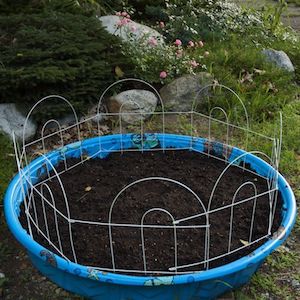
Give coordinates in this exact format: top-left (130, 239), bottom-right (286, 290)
top-left (13, 79), bottom-right (283, 276)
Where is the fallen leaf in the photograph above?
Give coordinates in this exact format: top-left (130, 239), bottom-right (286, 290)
top-left (266, 82), bottom-right (278, 93)
top-left (239, 71), bottom-right (253, 84)
top-left (115, 66), bottom-right (124, 78)
top-left (85, 186), bottom-right (92, 192)
top-left (254, 68), bottom-right (266, 75)
top-left (240, 239), bottom-right (249, 246)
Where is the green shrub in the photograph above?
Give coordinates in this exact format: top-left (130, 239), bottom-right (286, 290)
top-left (118, 0), bottom-right (167, 22)
top-left (0, 134), bottom-right (15, 203)
top-left (135, 0), bottom-right (298, 46)
top-left (154, 0), bottom-right (268, 43)
top-left (117, 15), bottom-right (207, 84)
top-left (0, 11), bottom-right (134, 119)
top-left (0, 0), bottom-right (122, 16)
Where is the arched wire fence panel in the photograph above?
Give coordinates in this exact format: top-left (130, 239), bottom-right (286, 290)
top-left (96, 78), bottom-right (166, 152)
top-left (9, 79), bottom-right (285, 276)
top-left (108, 177), bottom-right (209, 273)
top-left (20, 95), bottom-right (83, 173)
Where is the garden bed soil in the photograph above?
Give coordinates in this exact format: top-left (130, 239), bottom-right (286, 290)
top-left (20, 150), bottom-right (282, 275)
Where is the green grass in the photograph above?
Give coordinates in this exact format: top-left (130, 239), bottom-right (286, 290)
top-left (250, 273), bottom-right (292, 299)
top-left (0, 134), bottom-right (16, 203)
top-left (195, 34), bottom-right (300, 121)
top-left (286, 0), bottom-right (300, 6)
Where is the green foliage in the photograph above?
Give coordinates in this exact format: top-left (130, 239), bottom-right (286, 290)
top-left (194, 34), bottom-right (299, 122)
top-left (0, 0), bottom-right (121, 16)
top-left (0, 134), bottom-right (15, 203)
top-left (120, 0), bottom-right (167, 22)
top-left (125, 0), bottom-right (299, 47)
top-left (286, 0), bottom-right (300, 6)
top-left (250, 273), bottom-right (290, 298)
top-left (0, 12), bottom-right (134, 118)
top-left (118, 17), bottom-right (206, 84)
top-left (155, 0), bottom-right (269, 43)
top-left (261, 0), bottom-right (288, 34)
top-left (266, 250), bottom-right (299, 270)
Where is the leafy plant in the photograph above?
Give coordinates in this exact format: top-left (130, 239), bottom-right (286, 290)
top-left (0, 0), bottom-right (122, 16)
top-left (260, 0), bottom-right (291, 36)
top-left (192, 34), bottom-right (299, 122)
top-left (156, 0), bottom-right (268, 43)
top-left (0, 11), bottom-right (134, 119)
top-left (116, 13), bottom-right (207, 84)
top-left (0, 134), bottom-right (15, 203)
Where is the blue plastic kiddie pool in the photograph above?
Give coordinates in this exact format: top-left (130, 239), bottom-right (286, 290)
top-left (4, 133), bottom-right (297, 300)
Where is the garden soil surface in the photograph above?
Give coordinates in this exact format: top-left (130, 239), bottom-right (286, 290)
top-left (20, 150), bottom-right (282, 275)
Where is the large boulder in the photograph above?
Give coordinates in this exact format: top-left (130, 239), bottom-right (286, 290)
top-left (99, 15), bottom-right (164, 44)
top-left (0, 103), bottom-right (37, 142)
top-left (107, 89), bottom-right (158, 124)
top-left (262, 49), bottom-right (295, 73)
top-left (159, 73), bottom-right (213, 111)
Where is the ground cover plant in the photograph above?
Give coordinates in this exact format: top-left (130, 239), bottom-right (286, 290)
top-left (0, 9), bottom-right (134, 119)
top-left (0, 0), bottom-right (299, 299)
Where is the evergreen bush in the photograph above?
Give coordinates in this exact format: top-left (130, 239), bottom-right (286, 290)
top-left (0, 11), bottom-right (134, 119)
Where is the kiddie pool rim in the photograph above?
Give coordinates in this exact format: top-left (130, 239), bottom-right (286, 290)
top-left (4, 133), bottom-right (297, 287)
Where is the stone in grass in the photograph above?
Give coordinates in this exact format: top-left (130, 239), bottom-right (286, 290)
top-left (0, 103), bottom-right (37, 142)
top-left (262, 49), bottom-right (295, 73)
top-left (159, 72), bottom-right (213, 112)
top-left (99, 15), bottom-right (164, 44)
top-left (107, 89), bottom-right (158, 124)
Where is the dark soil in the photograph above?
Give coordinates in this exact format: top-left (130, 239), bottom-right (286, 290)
top-left (20, 150), bottom-right (282, 275)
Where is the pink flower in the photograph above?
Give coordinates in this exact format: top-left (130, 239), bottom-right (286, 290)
top-left (148, 36), bottom-right (158, 47)
top-left (122, 18), bottom-right (130, 25)
top-left (176, 49), bottom-right (183, 58)
top-left (188, 41), bottom-right (195, 47)
top-left (204, 51), bottom-right (210, 57)
top-left (116, 20), bottom-right (123, 28)
top-left (190, 60), bottom-right (199, 68)
top-left (159, 21), bottom-right (165, 28)
top-left (121, 11), bottom-right (128, 17)
top-left (116, 11), bottom-right (121, 16)
top-left (116, 17), bottom-right (131, 28)
top-left (174, 39), bottom-right (182, 46)
top-left (160, 71), bottom-right (167, 79)
top-left (130, 24), bottom-right (137, 32)
top-left (198, 40), bottom-right (204, 47)
top-left (124, 18), bottom-right (131, 24)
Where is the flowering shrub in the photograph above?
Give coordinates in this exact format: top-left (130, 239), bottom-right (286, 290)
top-left (156, 0), bottom-right (298, 44)
top-left (158, 0), bottom-right (267, 43)
top-left (115, 12), bottom-right (207, 83)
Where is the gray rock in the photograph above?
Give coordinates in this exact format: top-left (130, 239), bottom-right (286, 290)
top-left (0, 103), bottom-right (37, 142)
top-left (159, 73), bottom-right (213, 112)
top-left (87, 103), bottom-right (108, 124)
top-left (99, 15), bottom-right (164, 44)
top-left (107, 89), bottom-right (158, 124)
top-left (291, 279), bottom-right (300, 289)
top-left (262, 49), bottom-right (295, 72)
